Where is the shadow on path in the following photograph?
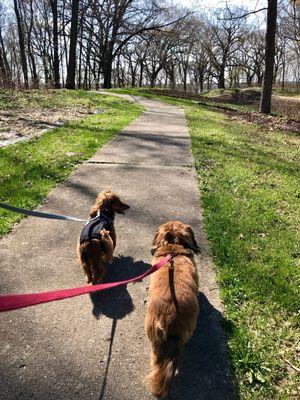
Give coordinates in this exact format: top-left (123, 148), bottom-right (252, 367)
top-left (89, 256), bottom-right (150, 400)
top-left (170, 293), bottom-right (238, 400)
top-left (90, 255), bottom-right (150, 319)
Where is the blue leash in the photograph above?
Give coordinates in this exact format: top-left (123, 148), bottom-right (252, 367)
top-left (0, 202), bottom-right (86, 222)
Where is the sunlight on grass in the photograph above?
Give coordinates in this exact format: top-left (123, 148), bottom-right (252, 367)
top-left (0, 88), bottom-right (102, 110)
top-left (188, 105), bottom-right (299, 399)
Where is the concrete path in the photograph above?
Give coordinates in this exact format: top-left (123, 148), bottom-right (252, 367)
top-left (0, 95), bottom-right (236, 400)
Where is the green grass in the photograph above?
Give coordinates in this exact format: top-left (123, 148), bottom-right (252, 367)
top-left (188, 104), bottom-right (299, 399)
top-left (0, 88), bottom-right (101, 110)
top-left (0, 90), bottom-right (142, 237)
top-left (110, 88), bottom-right (300, 399)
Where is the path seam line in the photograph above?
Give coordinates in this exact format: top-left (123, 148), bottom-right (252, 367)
top-left (86, 160), bottom-right (193, 167)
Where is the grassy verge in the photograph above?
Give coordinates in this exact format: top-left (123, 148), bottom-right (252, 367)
top-left (111, 88), bottom-right (300, 399)
top-left (0, 90), bottom-right (142, 237)
top-left (188, 102), bottom-right (299, 400)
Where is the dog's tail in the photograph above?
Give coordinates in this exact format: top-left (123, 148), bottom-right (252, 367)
top-left (149, 323), bottom-right (181, 398)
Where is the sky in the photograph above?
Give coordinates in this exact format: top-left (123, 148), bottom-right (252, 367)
top-left (175, 0), bottom-right (266, 8)
top-left (175, 0), bottom-right (267, 12)
top-left (174, 0), bottom-right (267, 25)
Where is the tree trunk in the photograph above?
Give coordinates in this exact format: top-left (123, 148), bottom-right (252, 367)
top-left (42, 55), bottom-right (50, 85)
top-left (183, 69), bottom-right (187, 92)
top-left (131, 70), bottom-right (136, 87)
top-left (0, 29), bottom-right (10, 78)
top-left (77, 15), bottom-right (84, 89)
top-left (259, 0), bottom-right (277, 114)
top-left (0, 29), bottom-right (12, 86)
top-left (49, 0), bottom-right (60, 88)
top-left (281, 58), bottom-right (285, 90)
top-left (28, 50), bottom-right (39, 88)
top-left (102, 56), bottom-right (113, 89)
top-left (0, 51), bottom-right (8, 86)
top-left (246, 70), bottom-right (253, 86)
top-left (170, 72), bottom-right (176, 90)
top-left (13, 0), bottom-right (28, 88)
top-left (218, 66), bottom-right (225, 89)
top-left (139, 60), bottom-right (144, 87)
top-left (150, 72), bottom-right (156, 88)
top-left (66, 0), bottom-right (79, 89)
top-left (199, 71), bottom-right (204, 93)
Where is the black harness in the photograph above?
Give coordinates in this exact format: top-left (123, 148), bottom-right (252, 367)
top-left (79, 211), bottom-right (114, 244)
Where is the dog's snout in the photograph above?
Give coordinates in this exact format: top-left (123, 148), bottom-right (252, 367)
top-left (124, 204), bottom-right (130, 210)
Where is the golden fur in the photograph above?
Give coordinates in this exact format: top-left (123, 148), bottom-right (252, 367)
top-left (77, 191), bottom-right (129, 284)
top-left (145, 221), bottom-right (200, 398)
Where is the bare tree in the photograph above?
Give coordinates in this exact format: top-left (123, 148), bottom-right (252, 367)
top-left (13, 0), bottom-right (29, 88)
top-left (259, 0), bottom-right (278, 114)
top-left (49, 0), bottom-right (60, 88)
top-left (206, 8), bottom-right (246, 89)
top-left (0, 2), bottom-right (12, 87)
top-left (0, 0), bottom-right (298, 93)
top-left (66, 0), bottom-right (79, 89)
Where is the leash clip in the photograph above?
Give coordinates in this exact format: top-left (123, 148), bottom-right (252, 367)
top-left (168, 254), bottom-right (175, 270)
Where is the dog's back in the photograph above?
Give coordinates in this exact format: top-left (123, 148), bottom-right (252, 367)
top-left (145, 254), bottom-right (199, 397)
top-left (77, 232), bottom-right (114, 284)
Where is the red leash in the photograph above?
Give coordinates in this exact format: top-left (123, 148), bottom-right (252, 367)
top-left (0, 255), bottom-right (171, 312)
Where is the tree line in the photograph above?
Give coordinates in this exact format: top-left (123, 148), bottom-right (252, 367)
top-left (0, 0), bottom-right (299, 111)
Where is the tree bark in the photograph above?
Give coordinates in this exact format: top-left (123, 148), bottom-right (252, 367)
top-left (49, 0), bottom-right (60, 88)
top-left (66, 0), bottom-right (79, 89)
top-left (102, 55), bottom-right (113, 89)
top-left (0, 28), bottom-right (12, 86)
top-left (139, 59), bottom-right (145, 87)
top-left (0, 50), bottom-right (8, 86)
top-left (13, 0), bottom-right (28, 88)
top-left (77, 14), bottom-right (84, 89)
top-left (259, 0), bottom-right (277, 114)
top-left (218, 65), bottom-right (225, 89)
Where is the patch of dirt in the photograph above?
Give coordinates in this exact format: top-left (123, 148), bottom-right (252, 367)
top-left (210, 88), bottom-right (261, 105)
top-left (228, 111), bottom-right (300, 133)
top-left (272, 96), bottom-right (300, 121)
top-left (0, 106), bottom-right (101, 147)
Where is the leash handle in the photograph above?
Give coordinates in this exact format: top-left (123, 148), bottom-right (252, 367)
top-left (0, 255), bottom-right (171, 312)
top-left (0, 202), bottom-right (86, 222)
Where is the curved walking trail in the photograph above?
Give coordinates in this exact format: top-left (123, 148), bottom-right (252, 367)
top-left (0, 94), bottom-right (236, 400)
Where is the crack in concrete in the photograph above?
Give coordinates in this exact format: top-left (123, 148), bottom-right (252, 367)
top-left (86, 160), bottom-right (193, 167)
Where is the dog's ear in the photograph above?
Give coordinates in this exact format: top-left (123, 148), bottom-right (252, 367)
top-left (180, 226), bottom-right (200, 254)
top-left (89, 205), bottom-right (98, 218)
top-left (89, 192), bottom-right (108, 217)
top-left (151, 228), bottom-right (162, 255)
top-left (97, 192), bottom-right (109, 210)
top-left (187, 227), bottom-right (200, 254)
top-left (165, 231), bottom-right (175, 244)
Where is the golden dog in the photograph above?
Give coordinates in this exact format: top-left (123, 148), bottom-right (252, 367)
top-left (145, 221), bottom-right (200, 397)
top-left (77, 191), bottom-right (129, 284)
